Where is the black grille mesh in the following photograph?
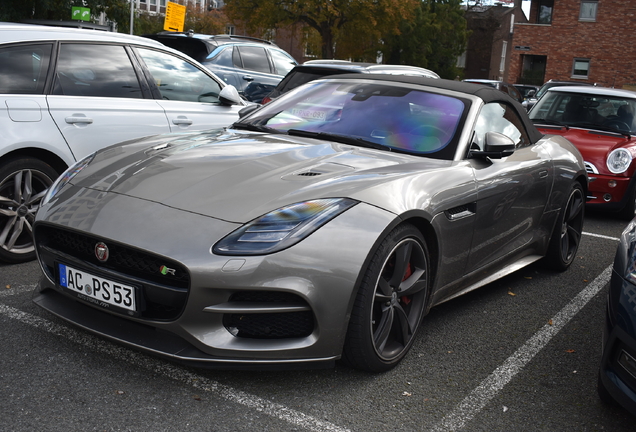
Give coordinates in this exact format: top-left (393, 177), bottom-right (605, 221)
top-left (37, 225), bottom-right (189, 289)
top-left (35, 224), bottom-right (190, 320)
top-left (223, 291), bottom-right (314, 339)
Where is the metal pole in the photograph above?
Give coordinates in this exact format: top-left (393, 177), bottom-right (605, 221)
top-left (130, 0), bottom-right (134, 34)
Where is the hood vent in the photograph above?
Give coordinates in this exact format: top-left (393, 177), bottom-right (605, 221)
top-left (282, 163), bottom-right (355, 181)
top-left (297, 171), bottom-right (322, 177)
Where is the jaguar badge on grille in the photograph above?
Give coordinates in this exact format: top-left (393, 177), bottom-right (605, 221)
top-left (95, 242), bottom-right (109, 262)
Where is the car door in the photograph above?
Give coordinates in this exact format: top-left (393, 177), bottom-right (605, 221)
top-left (0, 42), bottom-right (75, 164)
top-left (46, 43), bottom-right (171, 161)
top-left (134, 47), bottom-right (243, 132)
top-left (466, 102), bottom-right (553, 274)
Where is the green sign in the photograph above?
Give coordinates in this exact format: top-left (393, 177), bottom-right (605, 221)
top-left (71, 7), bottom-right (91, 22)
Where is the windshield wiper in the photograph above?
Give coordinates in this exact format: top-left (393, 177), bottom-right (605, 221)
top-left (287, 129), bottom-right (390, 151)
top-left (531, 118), bottom-right (568, 128)
top-left (231, 122), bottom-right (281, 134)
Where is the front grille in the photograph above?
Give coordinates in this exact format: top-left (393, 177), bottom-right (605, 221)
top-left (584, 161), bottom-right (598, 174)
top-left (223, 291), bottom-right (314, 339)
top-left (35, 224), bottom-right (190, 320)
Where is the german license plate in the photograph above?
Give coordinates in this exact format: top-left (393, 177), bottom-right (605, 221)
top-left (58, 263), bottom-right (136, 312)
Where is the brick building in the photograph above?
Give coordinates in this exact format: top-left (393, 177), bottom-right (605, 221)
top-left (509, 0), bottom-right (636, 88)
top-left (463, 1), bottom-right (527, 82)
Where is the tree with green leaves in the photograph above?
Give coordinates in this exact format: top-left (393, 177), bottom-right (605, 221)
top-left (224, 0), bottom-right (418, 60)
top-left (382, 0), bottom-right (468, 79)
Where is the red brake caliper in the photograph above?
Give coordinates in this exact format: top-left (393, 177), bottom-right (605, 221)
top-left (401, 263), bottom-right (413, 305)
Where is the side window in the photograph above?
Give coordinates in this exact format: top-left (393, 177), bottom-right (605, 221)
top-left (236, 46), bottom-right (271, 73)
top-left (473, 103), bottom-right (531, 149)
top-left (0, 43), bottom-right (52, 94)
top-left (269, 49), bottom-right (296, 76)
top-left (136, 48), bottom-right (223, 103)
top-left (53, 44), bottom-right (142, 98)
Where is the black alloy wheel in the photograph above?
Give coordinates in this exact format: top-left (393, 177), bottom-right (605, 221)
top-left (343, 224), bottom-right (429, 372)
top-left (545, 182), bottom-right (584, 271)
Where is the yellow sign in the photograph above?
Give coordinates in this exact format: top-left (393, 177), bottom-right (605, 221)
top-left (164, 1), bottom-right (186, 32)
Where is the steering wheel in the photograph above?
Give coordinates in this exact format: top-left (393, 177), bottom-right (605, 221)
top-left (603, 119), bottom-right (630, 131)
top-left (410, 125), bottom-right (447, 138)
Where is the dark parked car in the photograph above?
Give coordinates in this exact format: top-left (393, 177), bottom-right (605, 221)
top-left (33, 75), bottom-right (586, 372)
top-left (598, 217), bottom-right (636, 416)
top-left (528, 86), bottom-right (636, 218)
top-left (513, 84), bottom-right (540, 101)
top-left (144, 32), bottom-right (298, 102)
top-left (523, 79), bottom-right (594, 110)
top-left (462, 79), bottom-right (523, 103)
top-left (262, 60), bottom-right (439, 104)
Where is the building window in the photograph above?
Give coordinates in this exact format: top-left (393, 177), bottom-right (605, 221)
top-left (572, 58), bottom-right (590, 78)
top-left (579, 0), bottom-right (598, 21)
top-left (500, 41), bottom-right (507, 73)
top-left (226, 25), bottom-right (235, 35)
top-left (537, 0), bottom-right (554, 24)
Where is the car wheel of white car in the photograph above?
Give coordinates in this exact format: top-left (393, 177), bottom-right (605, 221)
top-left (0, 157), bottom-right (58, 263)
top-left (545, 182), bottom-right (584, 271)
top-left (343, 224), bottom-right (429, 372)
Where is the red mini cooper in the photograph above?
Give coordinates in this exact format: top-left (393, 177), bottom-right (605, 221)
top-left (529, 86), bottom-right (636, 219)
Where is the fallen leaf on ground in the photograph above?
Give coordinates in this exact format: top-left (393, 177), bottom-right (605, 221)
top-left (548, 319), bottom-right (553, 325)
top-left (508, 291), bottom-right (516, 296)
top-left (565, 349), bottom-right (576, 353)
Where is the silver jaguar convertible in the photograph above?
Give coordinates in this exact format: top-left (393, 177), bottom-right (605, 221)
top-left (33, 75), bottom-right (587, 372)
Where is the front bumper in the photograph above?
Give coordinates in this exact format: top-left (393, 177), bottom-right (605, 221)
top-left (599, 270), bottom-right (636, 415)
top-left (33, 192), bottom-right (396, 369)
top-left (586, 173), bottom-right (634, 210)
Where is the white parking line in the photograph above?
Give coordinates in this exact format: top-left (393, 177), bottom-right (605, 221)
top-left (430, 265), bottom-right (612, 432)
top-left (582, 231), bottom-right (621, 242)
top-left (0, 301), bottom-right (351, 432)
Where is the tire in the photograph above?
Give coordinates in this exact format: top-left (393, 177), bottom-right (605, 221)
top-left (617, 183), bottom-right (636, 221)
top-left (343, 224), bottom-right (430, 372)
top-left (544, 182), bottom-right (584, 272)
top-left (597, 371), bottom-right (618, 407)
top-left (0, 157), bottom-right (59, 263)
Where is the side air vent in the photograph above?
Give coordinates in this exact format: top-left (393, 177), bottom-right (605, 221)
top-left (297, 171), bottom-right (322, 177)
top-left (445, 203), bottom-right (476, 220)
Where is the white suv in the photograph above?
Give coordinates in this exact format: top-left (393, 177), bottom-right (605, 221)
top-left (0, 23), bottom-right (246, 263)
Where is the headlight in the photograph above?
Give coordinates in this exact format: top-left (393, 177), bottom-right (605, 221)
top-left (620, 219), bottom-right (636, 285)
top-left (42, 153), bottom-right (95, 205)
top-left (213, 198), bottom-right (358, 255)
top-left (607, 148), bottom-right (632, 174)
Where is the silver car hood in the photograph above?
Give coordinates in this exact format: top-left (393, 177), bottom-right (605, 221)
top-left (74, 130), bottom-right (450, 222)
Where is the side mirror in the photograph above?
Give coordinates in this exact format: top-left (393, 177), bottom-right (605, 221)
top-left (219, 85), bottom-right (242, 106)
top-left (527, 89), bottom-right (536, 97)
top-left (469, 132), bottom-right (515, 159)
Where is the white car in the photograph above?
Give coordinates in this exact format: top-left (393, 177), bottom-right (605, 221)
top-left (0, 23), bottom-right (246, 263)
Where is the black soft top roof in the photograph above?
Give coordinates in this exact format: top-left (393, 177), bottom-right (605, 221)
top-left (319, 74), bottom-right (544, 144)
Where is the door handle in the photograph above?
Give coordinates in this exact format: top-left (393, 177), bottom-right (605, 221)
top-left (539, 170), bottom-right (548, 178)
top-left (65, 116), bottom-right (93, 124)
top-left (242, 75), bottom-right (254, 82)
top-left (172, 117), bottom-right (193, 126)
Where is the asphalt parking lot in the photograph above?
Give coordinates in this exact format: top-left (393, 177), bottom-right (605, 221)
top-left (1, 209), bottom-right (634, 431)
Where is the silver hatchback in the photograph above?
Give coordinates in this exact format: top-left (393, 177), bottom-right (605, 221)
top-left (0, 23), bottom-right (246, 263)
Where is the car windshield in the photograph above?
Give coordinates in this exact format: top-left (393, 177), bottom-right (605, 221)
top-left (235, 80), bottom-right (467, 159)
top-left (529, 91), bottom-right (636, 135)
